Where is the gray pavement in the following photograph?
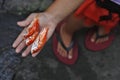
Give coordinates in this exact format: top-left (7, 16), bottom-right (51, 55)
top-left (0, 13), bottom-right (120, 80)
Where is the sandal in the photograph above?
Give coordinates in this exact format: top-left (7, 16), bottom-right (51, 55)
top-left (85, 27), bottom-right (115, 51)
top-left (52, 23), bottom-right (78, 65)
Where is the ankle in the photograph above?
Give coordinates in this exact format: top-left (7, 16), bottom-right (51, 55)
top-left (63, 26), bottom-right (74, 36)
top-left (98, 27), bottom-right (107, 35)
top-left (62, 26), bottom-right (73, 37)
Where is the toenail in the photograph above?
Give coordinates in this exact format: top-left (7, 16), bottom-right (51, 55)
top-left (68, 55), bottom-right (72, 59)
top-left (91, 38), bottom-right (94, 42)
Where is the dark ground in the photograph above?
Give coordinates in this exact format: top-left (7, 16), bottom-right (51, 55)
top-left (0, 13), bottom-right (120, 80)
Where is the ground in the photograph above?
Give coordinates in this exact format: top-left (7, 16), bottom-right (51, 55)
top-left (0, 13), bottom-right (120, 80)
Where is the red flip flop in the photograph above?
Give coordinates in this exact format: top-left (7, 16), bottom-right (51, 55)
top-left (52, 23), bottom-right (78, 65)
top-left (85, 27), bottom-right (115, 51)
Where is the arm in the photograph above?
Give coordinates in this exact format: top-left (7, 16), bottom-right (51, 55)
top-left (45, 0), bottom-right (84, 23)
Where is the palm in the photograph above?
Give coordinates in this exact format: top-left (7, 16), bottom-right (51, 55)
top-left (12, 13), bottom-right (57, 57)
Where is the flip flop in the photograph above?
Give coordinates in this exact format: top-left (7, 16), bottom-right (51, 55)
top-left (52, 23), bottom-right (78, 65)
top-left (85, 27), bottom-right (115, 51)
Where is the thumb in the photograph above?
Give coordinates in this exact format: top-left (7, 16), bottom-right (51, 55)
top-left (17, 13), bottom-right (38, 27)
top-left (17, 20), bottom-right (30, 27)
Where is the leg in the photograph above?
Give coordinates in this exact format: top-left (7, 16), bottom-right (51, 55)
top-left (57, 13), bottom-right (84, 59)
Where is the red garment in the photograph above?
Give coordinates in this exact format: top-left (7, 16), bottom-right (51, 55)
top-left (74, 0), bottom-right (120, 33)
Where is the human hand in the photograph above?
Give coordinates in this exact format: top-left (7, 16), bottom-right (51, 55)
top-left (12, 13), bottom-right (58, 57)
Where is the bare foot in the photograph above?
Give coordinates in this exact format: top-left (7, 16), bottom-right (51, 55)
top-left (57, 23), bottom-right (74, 59)
top-left (91, 27), bottom-right (109, 44)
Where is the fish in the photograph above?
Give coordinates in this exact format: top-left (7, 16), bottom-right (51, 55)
top-left (31, 27), bottom-right (49, 54)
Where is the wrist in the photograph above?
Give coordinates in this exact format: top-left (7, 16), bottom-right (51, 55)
top-left (43, 12), bottom-right (63, 24)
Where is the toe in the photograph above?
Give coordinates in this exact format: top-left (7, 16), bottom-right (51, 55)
top-left (96, 39), bottom-right (101, 44)
top-left (91, 33), bottom-right (96, 42)
top-left (68, 49), bottom-right (73, 59)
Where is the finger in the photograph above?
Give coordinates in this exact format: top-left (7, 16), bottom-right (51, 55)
top-left (12, 28), bottom-right (26, 48)
top-left (22, 45), bottom-right (31, 57)
top-left (17, 13), bottom-right (38, 27)
top-left (46, 25), bottom-right (56, 40)
top-left (15, 40), bottom-right (26, 53)
top-left (32, 49), bottom-right (41, 57)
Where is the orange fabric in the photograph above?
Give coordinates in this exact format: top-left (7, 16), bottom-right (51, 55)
top-left (74, 0), bottom-right (120, 33)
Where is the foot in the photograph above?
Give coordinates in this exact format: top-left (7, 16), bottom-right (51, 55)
top-left (91, 27), bottom-right (109, 44)
top-left (57, 23), bottom-right (74, 59)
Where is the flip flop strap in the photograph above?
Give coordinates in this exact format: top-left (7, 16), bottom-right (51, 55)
top-left (95, 27), bottom-right (110, 41)
top-left (55, 33), bottom-right (75, 53)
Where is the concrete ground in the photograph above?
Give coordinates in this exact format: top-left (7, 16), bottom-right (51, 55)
top-left (0, 13), bottom-right (120, 80)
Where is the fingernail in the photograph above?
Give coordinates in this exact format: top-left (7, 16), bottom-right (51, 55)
top-left (68, 55), bottom-right (72, 59)
top-left (32, 54), bottom-right (36, 57)
top-left (91, 38), bottom-right (94, 42)
top-left (16, 49), bottom-right (20, 53)
top-left (12, 44), bottom-right (15, 48)
top-left (17, 22), bottom-right (21, 25)
top-left (22, 53), bottom-right (26, 57)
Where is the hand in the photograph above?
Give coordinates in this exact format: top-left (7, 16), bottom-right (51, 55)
top-left (12, 13), bottom-right (58, 57)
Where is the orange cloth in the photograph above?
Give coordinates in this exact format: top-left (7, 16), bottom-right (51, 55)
top-left (74, 0), bottom-right (120, 33)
